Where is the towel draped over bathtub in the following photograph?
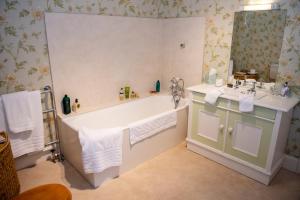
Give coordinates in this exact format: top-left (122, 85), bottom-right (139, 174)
top-left (78, 127), bottom-right (123, 174)
top-left (128, 111), bottom-right (177, 145)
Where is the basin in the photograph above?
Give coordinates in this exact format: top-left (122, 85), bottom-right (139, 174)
top-left (223, 86), bottom-right (267, 100)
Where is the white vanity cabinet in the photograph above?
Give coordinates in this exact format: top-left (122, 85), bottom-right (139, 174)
top-left (190, 93), bottom-right (227, 151)
top-left (186, 84), bottom-right (299, 185)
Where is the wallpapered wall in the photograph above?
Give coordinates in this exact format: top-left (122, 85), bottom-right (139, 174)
top-left (231, 10), bottom-right (286, 81)
top-left (0, 0), bottom-right (299, 157)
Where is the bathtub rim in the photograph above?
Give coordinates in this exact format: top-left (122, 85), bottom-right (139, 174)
top-left (60, 94), bottom-right (188, 132)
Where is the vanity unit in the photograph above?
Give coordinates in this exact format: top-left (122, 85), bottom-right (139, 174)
top-left (186, 84), bottom-right (299, 185)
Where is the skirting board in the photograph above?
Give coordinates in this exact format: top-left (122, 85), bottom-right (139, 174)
top-left (186, 139), bottom-right (282, 185)
top-left (282, 154), bottom-right (300, 174)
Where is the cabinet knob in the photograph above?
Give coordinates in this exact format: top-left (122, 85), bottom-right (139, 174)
top-left (228, 127), bottom-right (233, 135)
top-left (219, 124), bottom-right (224, 131)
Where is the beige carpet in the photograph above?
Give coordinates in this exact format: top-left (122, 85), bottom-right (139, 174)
top-left (17, 143), bottom-right (300, 200)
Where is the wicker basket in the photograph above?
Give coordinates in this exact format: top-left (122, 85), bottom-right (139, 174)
top-left (0, 132), bottom-right (20, 200)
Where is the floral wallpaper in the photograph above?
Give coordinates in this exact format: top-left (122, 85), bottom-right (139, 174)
top-left (0, 0), bottom-right (299, 157)
top-left (0, 0), bottom-right (159, 144)
top-left (231, 10), bottom-right (286, 81)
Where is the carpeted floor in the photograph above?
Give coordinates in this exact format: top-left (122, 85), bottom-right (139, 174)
top-left (17, 143), bottom-right (300, 200)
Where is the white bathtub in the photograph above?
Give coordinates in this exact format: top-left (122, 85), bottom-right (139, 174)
top-left (58, 95), bottom-right (188, 187)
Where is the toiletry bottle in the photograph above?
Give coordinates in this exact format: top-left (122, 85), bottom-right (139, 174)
top-left (62, 95), bottom-right (71, 115)
top-left (281, 82), bottom-right (289, 97)
top-left (156, 80), bottom-right (160, 92)
top-left (125, 85), bottom-right (130, 99)
top-left (119, 88), bottom-right (125, 100)
top-left (130, 91), bottom-right (136, 99)
top-left (76, 98), bottom-right (80, 109)
top-left (71, 100), bottom-right (77, 112)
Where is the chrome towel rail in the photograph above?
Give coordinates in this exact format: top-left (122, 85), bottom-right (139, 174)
top-left (41, 85), bottom-right (63, 162)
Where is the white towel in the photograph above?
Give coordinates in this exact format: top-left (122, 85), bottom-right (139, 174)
top-left (2, 91), bottom-right (34, 133)
top-left (78, 127), bottom-right (123, 174)
top-left (239, 93), bottom-right (254, 112)
top-left (0, 91), bottom-right (45, 157)
top-left (129, 111), bottom-right (177, 145)
top-left (204, 89), bottom-right (224, 105)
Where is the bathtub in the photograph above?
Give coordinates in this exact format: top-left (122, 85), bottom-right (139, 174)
top-left (58, 95), bottom-right (188, 187)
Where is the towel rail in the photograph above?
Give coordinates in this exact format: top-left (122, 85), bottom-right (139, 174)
top-left (41, 85), bottom-right (63, 162)
top-left (43, 108), bottom-right (55, 113)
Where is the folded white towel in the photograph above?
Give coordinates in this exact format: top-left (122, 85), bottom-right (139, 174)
top-left (239, 93), bottom-right (254, 112)
top-left (129, 111), bottom-right (177, 145)
top-left (204, 89), bottom-right (224, 105)
top-left (2, 91), bottom-right (34, 133)
top-left (78, 127), bottom-right (123, 174)
top-left (0, 91), bottom-right (45, 157)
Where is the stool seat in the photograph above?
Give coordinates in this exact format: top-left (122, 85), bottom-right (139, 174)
top-left (13, 184), bottom-right (72, 200)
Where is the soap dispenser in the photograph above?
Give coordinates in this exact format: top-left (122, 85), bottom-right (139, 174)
top-left (72, 98), bottom-right (80, 112)
top-left (72, 101), bottom-right (77, 112)
top-left (62, 94), bottom-right (71, 115)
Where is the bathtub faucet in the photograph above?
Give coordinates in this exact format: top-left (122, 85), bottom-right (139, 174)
top-left (170, 77), bottom-right (184, 109)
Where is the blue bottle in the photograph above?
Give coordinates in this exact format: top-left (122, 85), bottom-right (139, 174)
top-left (156, 80), bottom-right (160, 92)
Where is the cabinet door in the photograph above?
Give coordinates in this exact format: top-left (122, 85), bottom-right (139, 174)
top-left (190, 101), bottom-right (226, 151)
top-left (225, 112), bottom-right (274, 168)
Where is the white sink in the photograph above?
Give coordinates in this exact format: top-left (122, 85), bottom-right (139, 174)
top-left (223, 87), bottom-right (267, 100)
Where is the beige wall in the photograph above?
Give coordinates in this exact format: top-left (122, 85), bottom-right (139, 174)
top-left (46, 13), bottom-right (205, 113)
top-left (161, 17), bottom-right (205, 91)
top-left (46, 13), bottom-right (162, 113)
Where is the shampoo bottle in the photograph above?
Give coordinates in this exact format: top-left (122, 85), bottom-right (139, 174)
top-left (119, 88), bottom-right (125, 100)
top-left (76, 98), bottom-right (80, 109)
top-left (62, 95), bottom-right (71, 115)
top-left (125, 85), bottom-right (130, 99)
top-left (156, 80), bottom-right (160, 92)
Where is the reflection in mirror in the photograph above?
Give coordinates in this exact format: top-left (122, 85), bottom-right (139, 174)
top-left (229, 10), bottom-right (286, 83)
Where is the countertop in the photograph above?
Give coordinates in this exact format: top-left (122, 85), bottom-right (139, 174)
top-left (187, 84), bottom-right (299, 112)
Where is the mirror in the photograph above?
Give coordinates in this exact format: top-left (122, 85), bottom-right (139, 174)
top-left (229, 9), bottom-right (286, 83)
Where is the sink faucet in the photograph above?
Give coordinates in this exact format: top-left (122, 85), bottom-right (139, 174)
top-left (256, 78), bottom-right (264, 89)
top-left (170, 77), bottom-right (184, 109)
top-left (248, 81), bottom-right (256, 95)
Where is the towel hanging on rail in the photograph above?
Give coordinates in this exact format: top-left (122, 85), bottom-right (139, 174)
top-left (0, 91), bottom-right (45, 158)
top-left (2, 91), bottom-right (34, 134)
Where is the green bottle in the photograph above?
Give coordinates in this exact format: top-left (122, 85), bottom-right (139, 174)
top-left (125, 85), bottom-right (130, 99)
top-left (156, 80), bottom-right (160, 92)
top-left (62, 94), bottom-right (71, 114)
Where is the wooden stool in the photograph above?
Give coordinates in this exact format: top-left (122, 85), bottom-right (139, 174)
top-left (13, 184), bottom-right (72, 200)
